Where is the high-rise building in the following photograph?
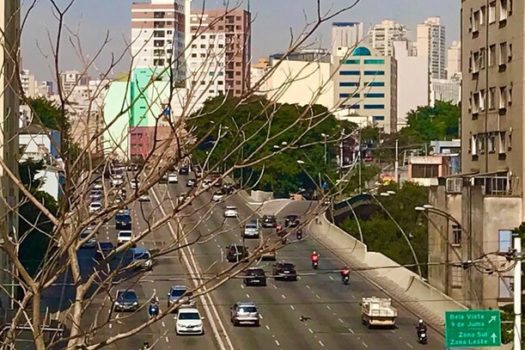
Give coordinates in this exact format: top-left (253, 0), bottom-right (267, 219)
top-left (331, 22), bottom-right (364, 56)
top-left (369, 20), bottom-right (407, 56)
top-left (334, 45), bottom-right (397, 133)
top-left (427, 0), bottom-right (521, 310)
top-left (20, 69), bottom-right (37, 98)
top-left (392, 40), bottom-right (428, 130)
top-left (0, 0), bottom-right (20, 310)
top-left (188, 8), bottom-right (251, 99)
top-left (59, 70), bottom-right (89, 95)
top-left (447, 40), bottom-right (461, 79)
top-left (416, 17), bottom-right (446, 79)
top-left (131, 0), bottom-right (190, 79)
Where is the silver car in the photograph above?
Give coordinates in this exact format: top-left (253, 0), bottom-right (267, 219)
top-left (230, 301), bottom-right (260, 326)
top-left (243, 220), bottom-right (260, 239)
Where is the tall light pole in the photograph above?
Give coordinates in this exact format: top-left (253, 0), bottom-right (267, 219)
top-left (514, 234), bottom-right (522, 350)
top-left (321, 133), bottom-right (328, 164)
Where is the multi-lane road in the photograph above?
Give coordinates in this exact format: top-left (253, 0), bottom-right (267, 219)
top-left (82, 171), bottom-right (445, 349)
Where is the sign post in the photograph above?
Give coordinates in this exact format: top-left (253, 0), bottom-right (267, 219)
top-left (445, 310), bottom-right (501, 348)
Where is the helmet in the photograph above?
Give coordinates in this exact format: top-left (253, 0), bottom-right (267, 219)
top-left (312, 251), bottom-right (317, 255)
top-left (418, 319), bottom-right (424, 324)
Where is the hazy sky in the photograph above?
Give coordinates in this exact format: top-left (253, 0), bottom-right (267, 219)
top-left (21, 0), bottom-right (460, 81)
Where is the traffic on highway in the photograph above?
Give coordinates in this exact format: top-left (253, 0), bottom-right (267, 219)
top-left (78, 165), bottom-right (444, 349)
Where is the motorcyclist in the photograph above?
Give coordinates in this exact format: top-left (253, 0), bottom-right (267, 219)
top-left (141, 341), bottom-right (150, 350)
top-left (416, 319), bottom-right (427, 335)
top-left (340, 266), bottom-right (350, 277)
top-left (311, 251), bottom-right (319, 263)
top-left (148, 299), bottom-right (159, 318)
top-left (296, 228), bottom-right (303, 239)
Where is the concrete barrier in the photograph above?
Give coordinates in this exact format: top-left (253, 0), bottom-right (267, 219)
top-left (308, 213), bottom-right (367, 262)
top-left (308, 211), bottom-right (467, 329)
top-left (251, 190), bottom-right (273, 202)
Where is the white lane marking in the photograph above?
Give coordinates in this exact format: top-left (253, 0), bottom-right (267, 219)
top-left (338, 318), bottom-right (344, 323)
top-left (109, 323), bottom-right (112, 329)
top-left (326, 305), bottom-right (331, 310)
top-left (275, 340), bottom-right (280, 346)
top-left (260, 314), bottom-right (263, 320)
top-left (281, 294), bottom-right (286, 299)
top-left (241, 284), bottom-right (245, 289)
top-left (151, 188), bottom-right (232, 350)
top-left (318, 340), bottom-right (325, 347)
top-left (246, 294), bottom-right (250, 298)
top-left (290, 305), bottom-right (295, 310)
top-left (406, 343), bottom-right (413, 349)
top-left (162, 321), bottom-right (166, 328)
top-left (272, 284), bottom-right (277, 289)
top-left (362, 342), bottom-right (368, 348)
top-left (306, 285), bottom-right (311, 289)
top-left (308, 328), bottom-right (314, 334)
top-left (348, 328), bottom-right (355, 334)
top-left (265, 325), bottom-right (271, 330)
top-left (165, 337), bottom-right (169, 343)
top-left (315, 294), bottom-right (321, 299)
top-left (329, 275), bottom-right (334, 280)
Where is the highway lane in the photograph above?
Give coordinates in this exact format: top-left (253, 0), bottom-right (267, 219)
top-left (263, 198), bottom-right (446, 350)
top-left (81, 175), bottom-right (218, 349)
top-left (160, 179), bottom-right (429, 350)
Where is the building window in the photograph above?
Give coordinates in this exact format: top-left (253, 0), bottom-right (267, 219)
top-left (480, 89), bottom-right (486, 111)
top-left (411, 164), bottom-right (439, 178)
top-left (452, 224), bottom-right (462, 245)
top-left (451, 267), bottom-right (463, 288)
top-left (340, 82), bottom-right (359, 87)
top-left (499, 276), bottom-right (514, 299)
top-left (488, 87), bottom-right (496, 109)
top-left (364, 93), bottom-right (385, 98)
top-left (342, 59), bottom-right (360, 64)
top-left (507, 84), bottom-right (513, 105)
top-left (499, 0), bottom-right (509, 21)
top-left (367, 81), bottom-right (385, 87)
top-left (472, 10), bottom-right (480, 33)
top-left (489, 44), bottom-right (496, 66)
top-left (472, 51), bottom-right (480, 73)
top-left (508, 43), bottom-right (513, 62)
top-left (372, 116), bottom-right (384, 121)
top-left (471, 135), bottom-right (477, 156)
top-left (364, 71), bottom-right (385, 76)
top-left (477, 134), bottom-right (485, 154)
top-left (499, 42), bottom-right (507, 66)
top-left (499, 230), bottom-right (513, 251)
top-left (499, 86), bottom-right (507, 109)
top-left (480, 48), bottom-right (486, 69)
top-left (364, 59), bottom-right (385, 64)
top-left (363, 104), bottom-right (385, 109)
top-left (472, 92), bottom-right (480, 114)
top-left (488, 134), bottom-right (496, 153)
top-left (340, 71), bottom-right (360, 76)
top-left (499, 131), bottom-right (506, 154)
top-left (508, 132), bottom-right (513, 150)
top-left (489, 1), bottom-right (496, 23)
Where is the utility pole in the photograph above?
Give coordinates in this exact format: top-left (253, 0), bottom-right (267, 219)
top-left (514, 235), bottom-right (522, 350)
top-left (394, 139), bottom-right (399, 185)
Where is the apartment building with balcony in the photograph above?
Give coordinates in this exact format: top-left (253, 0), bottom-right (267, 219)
top-left (427, 0), bottom-right (521, 309)
top-left (188, 8), bottom-right (251, 100)
top-left (131, 0), bottom-right (190, 80)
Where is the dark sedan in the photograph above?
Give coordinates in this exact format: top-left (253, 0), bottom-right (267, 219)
top-left (261, 215), bottom-right (277, 228)
top-left (272, 262), bottom-right (297, 281)
top-left (244, 267), bottom-right (267, 286)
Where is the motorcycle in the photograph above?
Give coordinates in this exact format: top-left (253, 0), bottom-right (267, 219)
top-left (312, 260), bottom-right (319, 269)
top-left (148, 304), bottom-right (159, 318)
top-left (417, 330), bottom-right (428, 344)
top-left (342, 274), bottom-right (350, 285)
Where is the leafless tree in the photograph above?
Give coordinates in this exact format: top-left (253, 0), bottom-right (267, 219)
top-left (0, 0), bottom-right (362, 348)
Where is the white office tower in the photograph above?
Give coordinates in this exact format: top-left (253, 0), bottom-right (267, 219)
top-left (369, 19), bottom-right (407, 56)
top-left (416, 17), bottom-right (446, 79)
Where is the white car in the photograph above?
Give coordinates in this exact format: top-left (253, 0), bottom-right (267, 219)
top-left (89, 201), bottom-right (102, 214)
top-left (175, 308), bottom-right (204, 335)
top-left (130, 179), bottom-right (139, 189)
top-left (203, 179), bottom-right (212, 190)
top-left (139, 194), bottom-right (150, 202)
top-left (111, 175), bottom-right (124, 187)
top-left (117, 230), bottom-right (133, 245)
top-left (224, 206), bottom-right (238, 218)
top-left (168, 173), bottom-right (178, 184)
top-left (93, 183), bottom-right (103, 191)
top-left (212, 191), bottom-right (224, 202)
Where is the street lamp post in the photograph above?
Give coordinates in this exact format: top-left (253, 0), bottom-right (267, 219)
top-left (321, 133), bottom-right (328, 164)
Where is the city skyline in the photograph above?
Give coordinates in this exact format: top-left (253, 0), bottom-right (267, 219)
top-left (21, 0), bottom-right (460, 80)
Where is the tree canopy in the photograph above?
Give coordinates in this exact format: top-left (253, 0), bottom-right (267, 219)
top-left (401, 101), bottom-right (460, 143)
top-left (28, 97), bottom-right (66, 131)
top-left (188, 96), bottom-right (354, 197)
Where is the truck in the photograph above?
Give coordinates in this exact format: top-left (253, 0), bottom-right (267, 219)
top-left (361, 297), bottom-right (398, 328)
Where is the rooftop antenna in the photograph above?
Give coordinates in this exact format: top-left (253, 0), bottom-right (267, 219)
top-left (247, 0), bottom-right (250, 12)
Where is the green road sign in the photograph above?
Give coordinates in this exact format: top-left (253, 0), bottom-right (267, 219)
top-left (445, 310), bottom-right (501, 348)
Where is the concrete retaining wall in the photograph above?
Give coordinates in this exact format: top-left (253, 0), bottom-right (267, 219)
top-left (308, 212), bottom-right (467, 327)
